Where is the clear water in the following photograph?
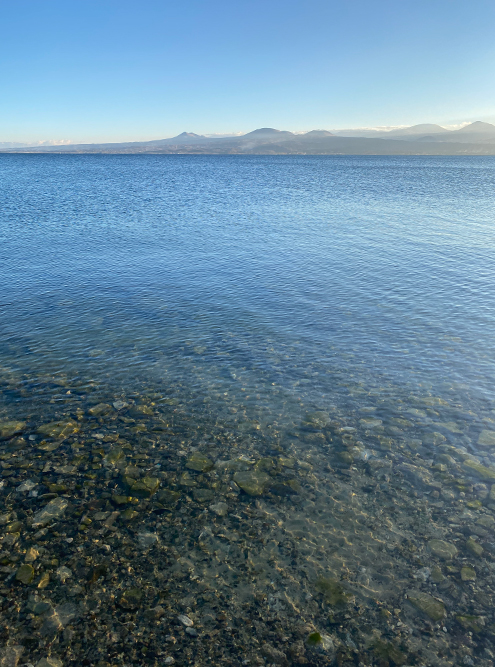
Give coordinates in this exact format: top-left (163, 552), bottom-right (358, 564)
top-left (1, 154), bottom-right (495, 666)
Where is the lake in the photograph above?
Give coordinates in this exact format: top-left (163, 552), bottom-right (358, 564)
top-left (1, 154), bottom-right (495, 666)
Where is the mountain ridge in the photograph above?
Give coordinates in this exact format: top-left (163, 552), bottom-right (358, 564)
top-left (3, 122), bottom-right (495, 155)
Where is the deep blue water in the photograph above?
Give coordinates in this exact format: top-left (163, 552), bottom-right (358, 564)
top-left (1, 154), bottom-right (495, 425)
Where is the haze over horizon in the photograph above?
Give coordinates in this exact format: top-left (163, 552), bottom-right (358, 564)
top-left (1, 0), bottom-right (495, 145)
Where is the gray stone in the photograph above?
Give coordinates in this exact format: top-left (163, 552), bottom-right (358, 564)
top-left (233, 470), bottom-right (270, 496)
top-left (428, 539), bottom-right (458, 560)
top-left (178, 614), bottom-right (193, 627)
top-left (407, 590), bottom-right (446, 621)
top-left (32, 497), bottom-right (68, 527)
top-left (36, 659), bottom-right (63, 667)
top-left (0, 646), bottom-right (23, 667)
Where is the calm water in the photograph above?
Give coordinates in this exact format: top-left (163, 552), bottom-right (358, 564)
top-left (1, 154), bottom-right (495, 666)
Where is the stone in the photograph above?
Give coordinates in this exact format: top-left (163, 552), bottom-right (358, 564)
top-left (104, 448), bottom-right (125, 465)
top-left (261, 643), bottom-right (288, 665)
top-left (16, 563), bottom-right (34, 584)
top-left (119, 588), bottom-right (143, 609)
top-left (463, 459), bottom-right (495, 482)
top-left (156, 489), bottom-right (181, 506)
top-left (466, 538), bottom-right (483, 557)
top-left (87, 403), bottom-right (112, 417)
top-left (477, 514), bottom-right (495, 528)
top-left (303, 411), bottom-right (330, 428)
top-left (371, 640), bottom-right (407, 666)
top-left (127, 476), bottom-right (160, 498)
top-left (41, 603), bottom-right (78, 636)
top-left (178, 614), bottom-right (194, 627)
top-left (233, 470), bottom-right (271, 496)
top-left (422, 432), bottom-right (446, 445)
top-left (478, 430), bottom-right (495, 447)
top-left (428, 539), bottom-right (458, 560)
top-left (137, 532), bottom-right (159, 549)
top-left (25, 547), bottom-right (39, 562)
top-left (113, 400), bottom-right (128, 410)
top-left (0, 421), bottom-right (26, 441)
top-left (315, 578), bottom-right (353, 607)
top-left (359, 418), bottom-right (383, 429)
top-left (430, 566), bottom-right (445, 583)
top-left (0, 646), bottom-right (24, 667)
top-left (186, 452), bottom-right (214, 472)
top-left (215, 456), bottom-right (255, 472)
top-left (185, 627), bottom-right (198, 637)
top-left (305, 632), bottom-right (335, 655)
top-left (56, 566), bottom-right (72, 582)
top-left (36, 659), bottom-right (63, 667)
top-left (407, 591), bottom-right (446, 621)
top-left (456, 615), bottom-right (486, 633)
top-left (37, 420), bottom-right (78, 439)
top-left (16, 479), bottom-right (37, 493)
top-left (32, 497), bottom-right (68, 527)
top-left (193, 488), bottom-right (214, 503)
top-left (461, 566), bottom-right (476, 581)
top-left (209, 501), bottom-right (228, 517)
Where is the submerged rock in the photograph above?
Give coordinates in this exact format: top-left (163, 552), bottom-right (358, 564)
top-left (0, 421), bottom-right (25, 441)
top-left (478, 430), bottom-right (495, 447)
top-left (463, 459), bottom-right (495, 482)
top-left (233, 470), bottom-right (271, 496)
top-left (315, 577), bottom-right (354, 607)
top-left (209, 501), bottom-right (228, 516)
top-left (37, 658), bottom-right (63, 667)
top-left (32, 497), bottom-right (68, 527)
top-left (119, 587), bottom-right (143, 609)
top-left (16, 564), bottom-right (34, 584)
top-left (126, 476), bottom-right (160, 498)
top-left (37, 420), bottom-right (78, 439)
top-left (186, 452), bottom-right (214, 472)
top-left (407, 591), bottom-right (446, 621)
top-left (87, 403), bottom-right (113, 417)
top-left (428, 539), bottom-right (458, 560)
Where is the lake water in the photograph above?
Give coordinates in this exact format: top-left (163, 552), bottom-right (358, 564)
top-left (1, 154), bottom-right (495, 666)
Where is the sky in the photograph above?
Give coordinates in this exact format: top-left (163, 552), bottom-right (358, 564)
top-left (1, 0), bottom-right (495, 144)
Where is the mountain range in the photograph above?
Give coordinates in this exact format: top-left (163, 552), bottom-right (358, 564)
top-left (3, 122), bottom-right (495, 155)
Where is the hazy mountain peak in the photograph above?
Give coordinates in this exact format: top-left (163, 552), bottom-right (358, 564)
top-left (303, 130), bottom-right (334, 137)
top-left (455, 121), bottom-right (495, 133)
top-left (243, 128), bottom-right (294, 137)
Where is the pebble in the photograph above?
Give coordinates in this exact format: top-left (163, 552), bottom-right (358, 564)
top-left (177, 614), bottom-right (194, 627)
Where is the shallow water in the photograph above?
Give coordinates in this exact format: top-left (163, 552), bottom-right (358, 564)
top-left (1, 154), bottom-right (495, 666)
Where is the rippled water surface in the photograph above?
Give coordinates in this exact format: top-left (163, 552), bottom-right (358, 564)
top-left (1, 154), bottom-right (495, 667)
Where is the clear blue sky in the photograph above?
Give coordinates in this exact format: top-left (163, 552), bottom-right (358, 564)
top-left (1, 0), bottom-right (495, 143)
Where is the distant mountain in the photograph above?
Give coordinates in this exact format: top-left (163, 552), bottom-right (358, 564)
top-left (333, 124), bottom-right (449, 139)
top-left (414, 121), bottom-right (495, 144)
top-left (386, 124), bottom-right (449, 136)
top-left (454, 121), bottom-right (495, 134)
top-left (149, 132), bottom-right (213, 145)
top-left (3, 124), bottom-right (495, 155)
top-left (302, 130), bottom-right (335, 138)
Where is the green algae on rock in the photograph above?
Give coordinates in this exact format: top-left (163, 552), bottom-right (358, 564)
top-left (315, 577), bottom-right (354, 607)
top-left (186, 452), bottom-right (214, 472)
top-left (36, 420), bottom-right (79, 439)
top-left (0, 421), bottom-right (26, 440)
top-left (462, 459), bottom-right (495, 482)
top-left (16, 563), bottom-right (34, 584)
top-left (407, 591), bottom-right (446, 621)
top-left (126, 476), bottom-right (160, 498)
top-left (233, 470), bottom-right (271, 496)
